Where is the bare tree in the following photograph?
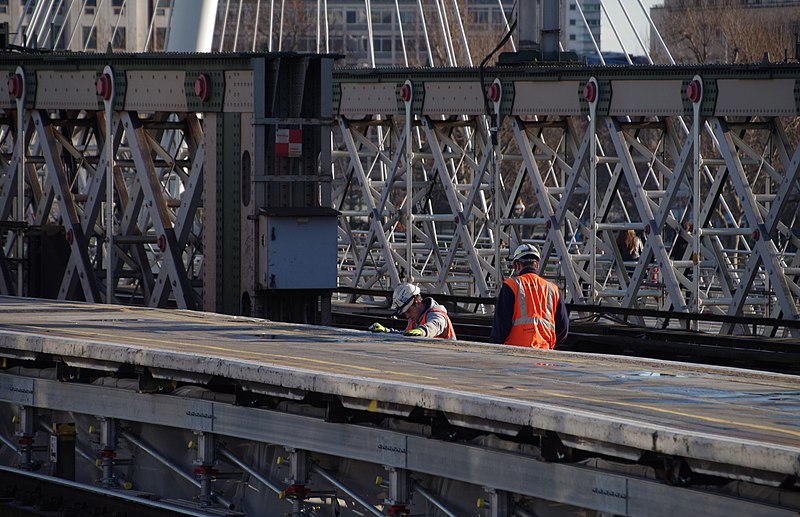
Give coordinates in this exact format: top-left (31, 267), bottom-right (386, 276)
top-left (654, 0), bottom-right (800, 64)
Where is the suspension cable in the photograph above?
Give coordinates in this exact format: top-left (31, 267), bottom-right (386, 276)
top-left (614, 0), bottom-right (652, 63)
top-left (52, 0), bottom-right (79, 50)
top-left (450, 0), bottom-right (473, 66)
top-left (574, 0), bottom-right (604, 64)
top-left (110, 0), bottom-right (128, 51)
top-left (251, 0), bottom-right (261, 51)
top-left (40, 0), bottom-right (65, 48)
top-left (364, 0), bottom-right (376, 67)
top-left (394, 0), bottom-right (409, 67)
top-left (233, 0), bottom-right (243, 51)
top-left (218, 0), bottom-right (231, 51)
top-left (416, 0), bottom-right (434, 66)
top-left (599, 0), bottom-right (631, 64)
top-left (82, 0), bottom-right (106, 52)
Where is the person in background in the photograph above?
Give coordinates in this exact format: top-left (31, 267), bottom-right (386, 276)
top-left (670, 218), bottom-right (693, 261)
top-left (369, 283), bottom-right (456, 339)
top-left (491, 244), bottom-right (568, 349)
top-left (617, 229), bottom-right (644, 262)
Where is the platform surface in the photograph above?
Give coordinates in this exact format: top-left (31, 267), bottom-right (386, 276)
top-left (0, 296), bottom-right (798, 477)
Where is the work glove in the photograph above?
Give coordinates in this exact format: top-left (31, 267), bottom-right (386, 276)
top-left (369, 322), bottom-right (388, 333)
top-left (404, 328), bottom-right (424, 337)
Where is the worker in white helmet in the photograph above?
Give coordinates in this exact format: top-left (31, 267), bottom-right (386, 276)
top-left (490, 244), bottom-right (568, 349)
top-left (369, 282), bottom-right (456, 339)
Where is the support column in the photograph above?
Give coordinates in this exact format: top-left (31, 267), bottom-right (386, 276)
top-left (14, 406), bottom-right (36, 470)
top-left (192, 432), bottom-right (217, 507)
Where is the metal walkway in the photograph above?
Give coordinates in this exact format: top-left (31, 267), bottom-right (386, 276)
top-left (0, 296), bottom-right (798, 516)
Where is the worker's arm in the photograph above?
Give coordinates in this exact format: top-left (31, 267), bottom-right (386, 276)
top-left (554, 295), bottom-right (569, 347)
top-left (490, 283), bottom-right (515, 344)
top-left (413, 310), bottom-right (448, 338)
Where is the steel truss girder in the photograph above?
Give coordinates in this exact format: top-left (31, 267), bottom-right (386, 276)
top-left (0, 107), bottom-right (204, 309)
top-left (334, 108), bottom-right (800, 335)
top-left (0, 373), bottom-right (793, 517)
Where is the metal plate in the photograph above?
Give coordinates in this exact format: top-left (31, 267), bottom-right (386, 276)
top-left (125, 71), bottom-right (188, 112)
top-left (223, 71), bottom-right (253, 113)
top-left (513, 81), bottom-right (582, 116)
top-left (338, 83), bottom-right (397, 117)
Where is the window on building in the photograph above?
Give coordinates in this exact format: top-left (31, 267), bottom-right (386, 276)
top-left (328, 11), bottom-right (343, 26)
top-left (154, 27), bottom-right (166, 50)
top-left (52, 25), bottom-right (66, 49)
top-left (346, 10), bottom-right (366, 24)
top-left (569, 19), bottom-right (576, 25)
top-left (112, 27), bottom-right (126, 50)
top-left (84, 0), bottom-right (96, 15)
top-left (156, 0), bottom-right (170, 16)
top-left (20, 0), bottom-right (33, 15)
top-left (469, 8), bottom-right (490, 25)
top-left (0, 0), bottom-right (7, 13)
top-left (399, 9), bottom-right (415, 25)
top-left (371, 9), bottom-right (392, 24)
top-left (373, 36), bottom-right (392, 52)
top-left (113, 0), bottom-right (124, 15)
top-left (82, 26), bottom-right (96, 50)
top-left (569, 34), bottom-right (576, 40)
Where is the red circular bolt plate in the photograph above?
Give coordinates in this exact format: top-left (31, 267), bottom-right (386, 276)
top-left (488, 82), bottom-right (501, 103)
top-left (400, 83), bottom-right (412, 103)
top-left (582, 81), bottom-right (597, 103)
top-left (8, 74), bottom-right (24, 99)
top-left (195, 74), bottom-right (211, 102)
top-left (96, 74), bottom-right (113, 101)
top-left (686, 80), bottom-right (702, 103)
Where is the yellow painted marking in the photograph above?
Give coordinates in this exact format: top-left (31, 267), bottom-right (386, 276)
top-left (19, 324), bottom-right (438, 382)
top-left (367, 400), bottom-right (379, 412)
top-left (542, 390), bottom-right (800, 439)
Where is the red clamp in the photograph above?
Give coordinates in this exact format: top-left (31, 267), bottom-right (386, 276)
top-left (18, 436), bottom-right (34, 446)
top-left (387, 505), bottom-right (409, 516)
top-left (284, 484), bottom-right (311, 499)
top-left (193, 465), bottom-right (218, 476)
top-left (99, 449), bottom-right (116, 459)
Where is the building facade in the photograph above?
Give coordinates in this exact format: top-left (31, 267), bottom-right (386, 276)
top-left (561, 0), bottom-right (602, 56)
top-left (1, 0), bottom-right (171, 52)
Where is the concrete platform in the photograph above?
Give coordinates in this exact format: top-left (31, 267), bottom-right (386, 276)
top-left (0, 296), bottom-right (798, 479)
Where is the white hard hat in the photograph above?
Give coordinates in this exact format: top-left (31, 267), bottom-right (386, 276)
top-left (392, 282), bottom-right (420, 316)
top-left (510, 243), bottom-right (540, 262)
top-left (514, 202), bottom-right (525, 211)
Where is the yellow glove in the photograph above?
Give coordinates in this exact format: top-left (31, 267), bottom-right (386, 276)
top-left (404, 328), bottom-right (424, 337)
top-left (369, 322), bottom-right (388, 333)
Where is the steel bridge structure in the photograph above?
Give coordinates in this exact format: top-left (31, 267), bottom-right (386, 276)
top-left (1, 53), bottom-right (799, 336)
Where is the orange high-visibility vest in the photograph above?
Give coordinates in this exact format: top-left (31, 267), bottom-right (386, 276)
top-left (405, 308), bottom-right (456, 340)
top-left (504, 273), bottom-right (558, 349)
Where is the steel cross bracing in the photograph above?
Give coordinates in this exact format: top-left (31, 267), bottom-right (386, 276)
top-left (2, 54), bottom-right (800, 336)
top-left (0, 54), bottom-right (260, 311)
top-left (332, 65), bottom-right (800, 336)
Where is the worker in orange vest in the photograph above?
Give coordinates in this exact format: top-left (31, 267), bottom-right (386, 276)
top-left (491, 244), bottom-right (569, 349)
top-left (369, 283), bottom-right (456, 339)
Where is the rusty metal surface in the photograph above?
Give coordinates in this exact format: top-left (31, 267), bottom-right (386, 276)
top-left (0, 296), bottom-right (797, 477)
